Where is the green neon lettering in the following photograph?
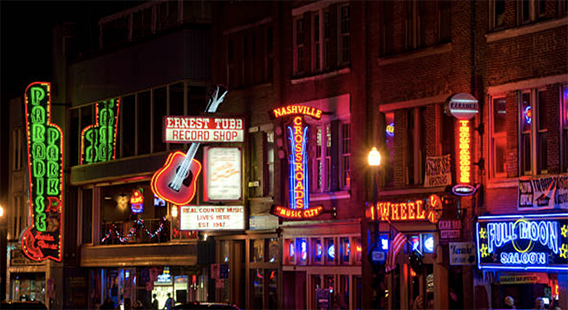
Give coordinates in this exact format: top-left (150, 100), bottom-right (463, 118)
top-left (35, 178), bottom-right (44, 195)
top-left (35, 213), bottom-right (47, 232)
top-left (47, 145), bottom-right (58, 161)
top-left (31, 106), bottom-right (46, 123)
top-left (33, 160), bottom-right (46, 177)
top-left (99, 126), bottom-right (108, 143)
top-left (32, 143), bottom-right (46, 160)
top-left (35, 196), bottom-right (45, 213)
top-left (30, 87), bottom-right (45, 105)
top-left (47, 127), bottom-right (59, 145)
top-left (98, 144), bottom-right (108, 161)
top-left (32, 124), bottom-right (45, 142)
top-left (47, 178), bottom-right (59, 196)
top-left (85, 146), bottom-right (93, 164)
top-left (47, 161), bottom-right (58, 178)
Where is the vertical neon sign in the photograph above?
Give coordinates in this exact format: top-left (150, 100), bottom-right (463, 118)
top-left (270, 105), bottom-right (324, 219)
top-left (458, 120), bottom-right (471, 184)
top-left (22, 82), bottom-right (63, 262)
top-left (81, 98), bottom-right (120, 164)
top-left (288, 116), bottom-right (309, 210)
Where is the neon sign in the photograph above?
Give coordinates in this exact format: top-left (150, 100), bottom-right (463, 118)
top-left (477, 214), bottom-right (568, 271)
top-left (386, 123), bottom-right (394, 137)
top-left (81, 98), bottom-right (120, 164)
top-left (130, 188), bottom-right (144, 213)
top-left (22, 82), bottom-right (63, 262)
top-left (458, 120), bottom-right (471, 184)
top-left (366, 197), bottom-right (445, 224)
top-left (271, 105), bottom-right (323, 119)
top-left (270, 109), bottom-right (324, 219)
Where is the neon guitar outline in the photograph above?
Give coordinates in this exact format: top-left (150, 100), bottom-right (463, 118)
top-left (151, 85), bottom-right (228, 205)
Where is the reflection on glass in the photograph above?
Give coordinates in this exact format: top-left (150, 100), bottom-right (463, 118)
top-left (252, 269), bottom-right (263, 309)
top-left (268, 269), bottom-right (278, 308)
top-left (314, 239), bottom-right (323, 263)
top-left (268, 238), bottom-right (279, 263)
top-left (297, 238), bottom-right (308, 264)
top-left (326, 238), bottom-right (335, 263)
top-left (253, 239), bottom-right (264, 262)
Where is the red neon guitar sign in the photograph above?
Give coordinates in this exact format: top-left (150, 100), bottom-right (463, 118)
top-left (151, 85), bottom-right (228, 205)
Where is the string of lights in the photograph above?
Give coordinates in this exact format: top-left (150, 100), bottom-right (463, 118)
top-left (101, 217), bottom-right (167, 244)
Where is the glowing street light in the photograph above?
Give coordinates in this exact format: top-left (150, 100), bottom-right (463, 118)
top-left (368, 147), bottom-right (381, 167)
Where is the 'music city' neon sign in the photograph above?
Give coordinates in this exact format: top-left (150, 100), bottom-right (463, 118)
top-left (22, 82), bottom-right (63, 262)
top-left (81, 98), bottom-right (120, 164)
top-left (458, 120), bottom-right (471, 184)
top-left (270, 105), bottom-right (324, 219)
top-left (477, 214), bottom-right (568, 271)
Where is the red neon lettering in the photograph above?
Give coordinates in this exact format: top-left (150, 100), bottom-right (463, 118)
top-left (458, 120), bottom-right (471, 183)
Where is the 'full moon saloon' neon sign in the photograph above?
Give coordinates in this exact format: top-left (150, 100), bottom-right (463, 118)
top-left (270, 105), bottom-right (324, 219)
top-left (22, 82), bottom-right (63, 262)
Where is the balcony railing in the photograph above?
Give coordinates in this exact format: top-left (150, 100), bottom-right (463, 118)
top-left (100, 218), bottom-right (170, 245)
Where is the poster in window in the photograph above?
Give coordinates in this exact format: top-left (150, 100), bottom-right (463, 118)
top-left (424, 154), bottom-right (452, 187)
top-left (518, 175), bottom-right (568, 210)
top-left (204, 147), bottom-right (242, 201)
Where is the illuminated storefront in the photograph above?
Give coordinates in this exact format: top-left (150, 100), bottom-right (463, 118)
top-left (476, 214), bottom-right (568, 308)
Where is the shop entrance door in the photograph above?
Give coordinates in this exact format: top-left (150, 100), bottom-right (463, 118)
top-left (283, 271), bottom-right (306, 309)
top-left (408, 264), bottom-right (434, 309)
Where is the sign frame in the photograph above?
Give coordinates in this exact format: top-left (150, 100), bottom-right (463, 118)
top-left (203, 146), bottom-right (243, 201)
top-left (180, 205), bottom-right (245, 231)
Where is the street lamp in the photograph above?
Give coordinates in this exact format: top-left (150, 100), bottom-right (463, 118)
top-left (368, 147), bottom-right (383, 309)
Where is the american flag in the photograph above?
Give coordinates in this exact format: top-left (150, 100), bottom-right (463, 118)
top-left (385, 227), bottom-right (407, 273)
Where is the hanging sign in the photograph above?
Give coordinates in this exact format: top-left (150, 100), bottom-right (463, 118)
top-left (269, 105), bottom-right (325, 220)
top-left (164, 116), bottom-right (244, 143)
top-left (81, 98), bottom-right (120, 164)
top-left (519, 175), bottom-right (568, 210)
top-left (449, 242), bottom-right (476, 265)
top-left (445, 93), bottom-right (479, 120)
top-left (204, 147), bottom-right (242, 201)
top-left (180, 206), bottom-right (244, 230)
top-left (424, 154), bottom-right (452, 187)
top-left (365, 195), bottom-right (444, 224)
top-left (22, 82), bottom-right (63, 262)
top-left (476, 213), bottom-right (568, 271)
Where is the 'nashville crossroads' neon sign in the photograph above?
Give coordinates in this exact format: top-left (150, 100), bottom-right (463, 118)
top-left (270, 105), bottom-right (324, 219)
top-left (81, 98), bottom-right (120, 164)
top-left (22, 82), bottom-right (63, 262)
top-left (477, 214), bottom-right (568, 271)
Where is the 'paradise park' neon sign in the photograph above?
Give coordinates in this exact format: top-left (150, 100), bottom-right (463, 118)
top-left (458, 120), bottom-right (471, 184)
top-left (81, 98), bottom-right (120, 164)
top-left (477, 214), bottom-right (568, 271)
top-left (22, 82), bottom-right (63, 262)
top-left (270, 105), bottom-right (324, 219)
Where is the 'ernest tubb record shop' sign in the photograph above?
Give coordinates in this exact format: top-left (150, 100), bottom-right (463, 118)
top-left (269, 105), bottom-right (324, 220)
top-left (476, 214), bottom-right (568, 271)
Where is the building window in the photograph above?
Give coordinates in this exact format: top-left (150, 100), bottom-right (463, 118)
top-left (313, 13), bottom-right (321, 71)
top-left (380, 0), bottom-right (395, 56)
top-left (563, 85), bottom-right (568, 172)
top-left (341, 123), bottom-right (351, 188)
top-left (314, 124), bottom-right (331, 191)
top-left (401, 0), bottom-right (451, 52)
top-left (491, 0), bottom-right (507, 30)
top-left (406, 108), bottom-right (425, 185)
top-left (384, 112), bottom-right (395, 187)
top-left (294, 18), bottom-right (305, 75)
top-left (517, 0), bottom-right (550, 25)
top-left (519, 89), bottom-right (548, 176)
top-left (338, 4), bottom-right (350, 65)
top-left (491, 97), bottom-right (508, 178)
top-left (12, 127), bottom-right (24, 170)
top-left (249, 128), bottom-right (274, 198)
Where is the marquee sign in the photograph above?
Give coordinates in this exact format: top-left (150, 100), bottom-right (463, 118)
top-left (22, 82), bottom-right (63, 262)
top-left (81, 98), bottom-right (120, 164)
top-left (270, 105), bottom-right (325, 220)
top-left (164, 116), bottom-right (244, 143)
top-left (476, 214), bottom-right (568, 271)
top-left (180, 206), bottom-right (244, 230)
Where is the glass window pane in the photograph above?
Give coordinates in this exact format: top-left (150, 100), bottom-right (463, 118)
top-left (354, 238), bottom-right (362, 263)
top-left (493, 98), bottom-right (507, 134)
top-left (251, 269), bottom-right (263, 309)
top-left (340, 275), bottom-right (350, 309)
top-left (521, 92), bottom-right (531, 133)
top-left (188, 86), bottom-right (207, 116)
top-left (313, 239), bottom-right (323, 263)
top-left (495, 137), bottom-right (507, 175)
top-left (268, 270), bottom-right (278, 308)
top-left (169, 83), bottom-right (185, 151)
top-left (538, 132), bottom-right (547, 173)
top-left (296, 238), bottom-right (308, 265)
top-left (81, 105), bottom-right (94, 163)
top-left (82, 188), bottom-right (93, 244)
top-left (121, 95), bottom-right (136, 158)
top-left (521, 134), bottom-right (531, 174)
top-left (285, 239), bottom-right (295, 264)
top-left (252, 239), bottom-right (264, 262)
top-left (325, 238), bottom-right (335, 264)
top-left (340, 237), bottom-right (350, 264)
top-left (70, 108), bottom-right (80, 166)
top-left (137, 91), bottom-right (151, 155)
top-left (153, 87), bottom-right (167, 153)
top-left (538, 90), bottom-right (548, 130)
top-left (222, 241), bottom-right (230, 263)
top-left (385, 112), bottom-right (395, 187)
top-left (268, 238), bottom-right (278, 263)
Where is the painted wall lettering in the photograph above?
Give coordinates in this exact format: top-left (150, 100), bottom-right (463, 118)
top-left (81, 98), bottom-right (120, 164)
top-left (22, 82), bottom-right (63, 262)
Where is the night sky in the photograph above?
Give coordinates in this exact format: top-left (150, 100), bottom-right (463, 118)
top-left (0, 1), bottom-right (144, 203)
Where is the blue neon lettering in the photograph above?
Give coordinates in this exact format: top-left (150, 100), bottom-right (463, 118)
top-left (500, 252), bottom-right (547, 265)
top-left (490, 220), bottom-right (559, 254)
